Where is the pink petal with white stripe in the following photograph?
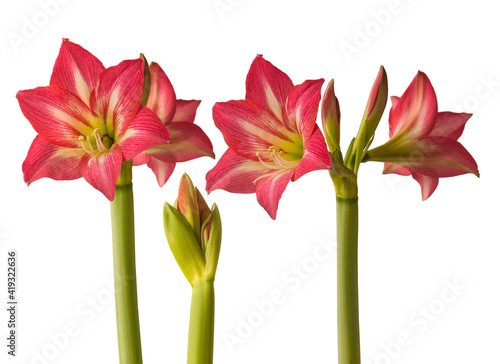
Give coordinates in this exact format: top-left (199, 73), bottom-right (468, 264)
top-left (256, 169), bottom-right (295, 220)
top-left (397, 136), bottom-right (479, 178)
top-left (411, 173), bottom-right (439, 200)
top-left (284, 79), bottom-right (324, 144)
top-left (389, 72), bottom-right (437, 139)
top-left (245, 55), bottom-right (294, 124)
top-left (91, 59), bottom-right (144, 139)
top-left (387, 96), bottom-right (400, 139)
top-left (292, 125), bottom-right (331, 181)
top-left (132, 152), bottom-right (149, 166)
top-left (382, 163), bottom-right (411, 176)
top-left (17, 86), bottom-right (94, 148)
top-left (117, 106), bottom-right (170, 161)
top-left (171, 99), bottom-right (201, 123)
top-left (80, 144), bottom-right (123, 200)
top-left (140, 122), bottom-right (213, 163)
top-left (213, 100), bottom-right (297, 160)
top-left (147, 62), bottom-right (177, 124)
top-left (50, 39), bottom-right (105, 107)
top-left (429, 112), bottom-right (471, 140)
top-left (206, 149), bottom-right (270, 194)
top-left (22, 136), bottom-right (85, 184)
top-left (147, 157), bottom-right (176, 187)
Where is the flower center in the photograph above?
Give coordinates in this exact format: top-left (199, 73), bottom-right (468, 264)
top-left (256, 146), bottom-right (300, 170)
top-left (78, 128), bottom-right (113, 154)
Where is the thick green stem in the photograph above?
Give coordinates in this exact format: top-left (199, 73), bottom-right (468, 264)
top-left (336, 195), bottom-right (360, 364)
top-left (187, 279), bottom-right (215, 364)
top-left (110, 161), bottom-right (143, 364)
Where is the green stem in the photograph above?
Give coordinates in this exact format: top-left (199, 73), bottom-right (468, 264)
top-left (110, 161), bottom-right (143, 364)
top-left (187, 279), bottom-right (215, 364)
top-left (336, 195), bottom-right (360, 364)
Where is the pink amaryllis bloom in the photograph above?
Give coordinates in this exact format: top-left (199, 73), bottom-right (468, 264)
top-left (206, 55), bottom-right (332, 219)
top-left (133, 62), bottom-right (214, 186)
top-left (18, 39), bottom-right (169, 200)
top-left (365, 71), bottom-right (479, 200)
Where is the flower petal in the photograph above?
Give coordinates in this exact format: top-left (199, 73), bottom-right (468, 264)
top-left (146, 62), bottom-right (177, 124)
top-left (213, 100), bottom-right (299, 160)
top-left (132, 152), bottom-right (149, 166)
top-left (166, 122), bottom-right (214, 161)
top-left (206, 149), bottom-right (270, 194)
top-left (429, 112), bottom-right (472, 140)
top-left (395, 136), bottom-right (479, 178)
top-left (80, 144), bottom-right (123, 200)
top-left (245, 55), bottom-right (294, 124)
top-left (389, 72), bottom-right (437, 139)
top-left (17, 86), bottom-right (94, 148)
top-left (147, 157), bottom-right (176, 187)
top-left (50, 39), bottom-right (105, 107)
top-left (412, 173), bottom-right (439, 200)
top-left (140, 122), bottom-right (213, 163)
top-left (256, 170), bottom-right (295, 220)
top-left (292, 125), bottom-right (331, 181)
top-left (284, 79), bottom-right (325, 143)
top-left (22, 136), bottom-right (84, 184)
top-left (382, 163), bottom-right (411, 176)
top-left (390, 96), bottom-right (400, 110)
top-left (171, 99), bottom-right (201, 123)
top-left (91, 59), bottom-right (144, 139)
top-left (117, 106), bottom-right (170, 161)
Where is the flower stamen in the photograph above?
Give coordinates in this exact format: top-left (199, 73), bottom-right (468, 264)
top-left (78, 136), bottom-right (92, 154)
top-left (253, 146), bottom-right (300, 184)
top-left (256, 151), bottom-right (277, 169)
top-left (86, 136), bottom-right (94, 151)
top-left (92, 128), bottom-right (107, 152)
top-left (78, 129), bottom-right (109, 154)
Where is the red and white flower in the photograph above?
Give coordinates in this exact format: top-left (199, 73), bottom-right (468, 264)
top-left (206, 55), bottom-right (331, 219)
top-left (18, 39), bottom-right (169, 200)
top-left (365, 71), bottom-right (479, 199)
top-left (133, 62), bottom-right (214, 186)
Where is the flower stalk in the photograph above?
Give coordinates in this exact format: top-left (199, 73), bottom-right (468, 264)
top-left (330, 154), bottom-right (360, 364)
top-left (110, 160), bottom-right (143, 364)
top-left (187, 279), bottom-right (215, 364)
top-left (336, 193), bottom-right (360, 364)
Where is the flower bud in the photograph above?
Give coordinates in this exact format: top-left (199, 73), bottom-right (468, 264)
top-left (346, 66), bottom-right (388, 173)
top-left (140, 53), bottom-right (151, 106)
top-left (360, 66), bottom-right (388, 148)
top-left (321, 79), bottom-right (341, 152)
top-left (164, 174), bottom-right (222, 285)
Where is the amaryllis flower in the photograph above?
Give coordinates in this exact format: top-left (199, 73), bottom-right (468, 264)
top-left (133, 62), bottom-right (214, 186)
top-left (365, 71), bottom-right (479, 200)
top-left (206, 55), bottom-right (331, 219)
top-left (18, 39), bottom-right (169, 200)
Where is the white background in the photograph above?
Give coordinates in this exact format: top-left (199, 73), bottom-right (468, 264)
top-left (1, 0), bottom-right (499, 363)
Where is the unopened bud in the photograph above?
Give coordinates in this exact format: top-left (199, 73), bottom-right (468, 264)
top-left (321, 79), bottom-right (341, 152)
top-left (163, 174), bottom-right (222, 285)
